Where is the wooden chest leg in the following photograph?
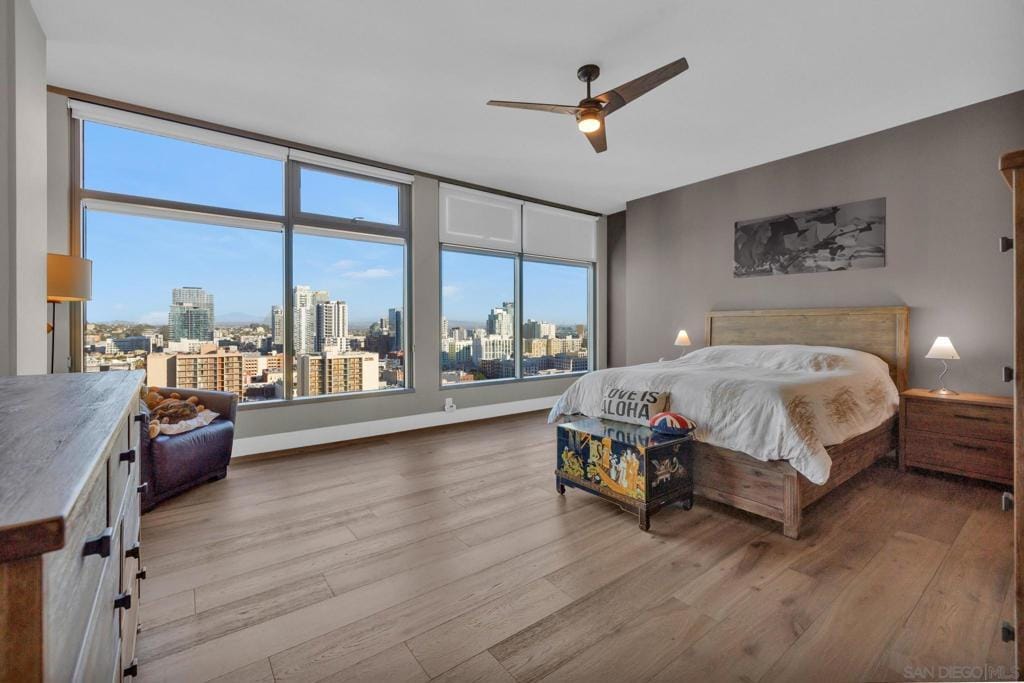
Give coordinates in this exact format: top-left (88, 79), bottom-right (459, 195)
top-left (555, 476), bottom-right (565, 495)
top-left (638, 505), bottom-right (650, 531)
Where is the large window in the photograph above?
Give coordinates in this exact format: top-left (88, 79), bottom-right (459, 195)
top-left (521, 259), bottom-right (590, 376)
top-left (291, 229), bottom-right (407, 396)
top-left (440, 249), bottom-right (517, 384)
top-left (75, 105), bottom-right (410, 404)
top-left (440, 249), bottom-right (592, 385)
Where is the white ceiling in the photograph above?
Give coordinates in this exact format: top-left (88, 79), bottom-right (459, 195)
top-left (32, 0), bottom-right (1024, 215)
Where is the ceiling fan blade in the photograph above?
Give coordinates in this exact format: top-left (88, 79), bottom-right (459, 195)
top-left (596, 57), bottom-right (689, 116)
top-left (583, 121), bottom-right (607, 153)
top-left (486, 100), bottom-right (582, 116)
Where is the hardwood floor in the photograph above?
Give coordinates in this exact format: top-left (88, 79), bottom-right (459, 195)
top-left (136, 411), bottom-right (1015, 682)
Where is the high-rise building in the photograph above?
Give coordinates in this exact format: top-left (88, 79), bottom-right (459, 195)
top-left (388, 307), bottom-right (403, 349)
top-left (316, 300), bottom-right (348, 351)
top-left (296, 351), bottom-right (379, 396)
top-left (441, 316), bottom-right (449, 339)
top-left (486, 304), bottom-right (514, 339)
top-left (271, 305), bottom-right (284, 347)
top-left (523, 319), bottom-right (556, 339)
top-left (147, 348), bottom-right (245, 397)
top-left (168, 286), bottom-right (214, 341)
top-left (472, 335), bottom-right (514, 363)
top-left (292, 286), bottom-right (329, 354)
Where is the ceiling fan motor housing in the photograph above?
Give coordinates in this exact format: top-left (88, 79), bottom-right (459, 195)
top-left (577, 64), bottom-right (600, 83)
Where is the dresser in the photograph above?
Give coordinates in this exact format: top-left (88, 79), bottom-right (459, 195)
top-left (0, 371), bottom-right (145, 682)
top-left (898, 388), bottom-right (1013, 485)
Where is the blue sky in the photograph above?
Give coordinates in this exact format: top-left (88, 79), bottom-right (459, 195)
top-left (84, 121), bottom-right (588, 327)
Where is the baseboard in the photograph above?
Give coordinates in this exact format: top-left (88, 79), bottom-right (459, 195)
top-left (232, 395), bottom-right (561, 458)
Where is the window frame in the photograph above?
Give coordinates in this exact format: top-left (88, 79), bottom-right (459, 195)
top-left (71, 115), bottom-right (414, 408)
top-left (519, 254), bottom-right (595, 382)
top-left (438, 245), bottom-right (594, 389)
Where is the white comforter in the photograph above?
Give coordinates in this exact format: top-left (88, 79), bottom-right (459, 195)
top-left (549, 344), bottom-right (899, 484)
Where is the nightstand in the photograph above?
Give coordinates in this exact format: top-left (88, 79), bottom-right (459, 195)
top-left (899, 388), bottom-right (1013, 485)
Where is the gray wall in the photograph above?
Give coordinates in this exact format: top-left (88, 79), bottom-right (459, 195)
top-left (606, 211), bottom-right (626, 368)
top-left (1, 0), bottom-right (48, 376)
top-left (616, 90), bottom-right (1024, 396)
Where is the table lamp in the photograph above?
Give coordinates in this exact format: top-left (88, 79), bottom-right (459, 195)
top-left (925, 336), bottom-right (959, 395)
top-left (47, 253), bottom-right (93, 373)
top-left (675, 330), bottom-right (691, 355)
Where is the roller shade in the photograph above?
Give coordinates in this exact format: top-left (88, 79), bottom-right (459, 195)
top-left (522, 202), bottom-right (598, 262)
top-left (439, 183), bottom-right (522, 251)
top-left (69, 100), bottom-right (288, 161)
top-left (288, 149), bottom-right (413, 185)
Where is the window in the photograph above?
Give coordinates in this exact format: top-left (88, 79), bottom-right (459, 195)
top-left (75, 103), bottom-right (411, 405)
top-left (83, 121), bottom-right (284, 214)
top-left (291, 228), bottom-right (407, 397)
top-left (440, 249), bottom-right (517, 384)
top-left (521, 259), bottom-right (591, 376)
top-left (83, 208), bottom-right (285, 402)
top-left (298, 167), bottom-right (401, 226)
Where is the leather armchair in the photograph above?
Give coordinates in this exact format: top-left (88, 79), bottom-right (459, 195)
top-left (139, 387), bottom-right (238, 512)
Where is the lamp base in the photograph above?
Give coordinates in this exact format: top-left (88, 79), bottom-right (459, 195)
top-left (930, 387), bottom-right (959, 396)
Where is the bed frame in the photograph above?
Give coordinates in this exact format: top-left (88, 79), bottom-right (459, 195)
top-left (693, 306), bottom-right (909, 538)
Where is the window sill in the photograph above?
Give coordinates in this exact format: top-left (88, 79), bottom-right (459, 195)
top-left (439, 371), bottom-right (587, 391)
top-left (237, 386), bottom-right (415, 410)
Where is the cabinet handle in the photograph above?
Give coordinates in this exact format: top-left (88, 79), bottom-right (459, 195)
top-left (136, 566), bottom-right (147, 581)
top-left (124, 660), bottom-right (139, 678)
top-left (113, 591), bottom-right (132, 610)
top-left (1000, 236), bottom-right (1014, 252)
top-left (125, 542), bottom-right (141, 559)
top-left (137, 482), bottom-right (149, 494)
top-left (133, 414), bottom-right (146, 423)
top-left (119, 448), bottom-right (136, 463)
top-left (953, 414), bottom-right (991, 422)
top-left (1004, 366), bottom-right (1014, 383)
top-left (82, 527), bottom-right (113, 558)
top-left (952, 441), bottom-right (987, 452)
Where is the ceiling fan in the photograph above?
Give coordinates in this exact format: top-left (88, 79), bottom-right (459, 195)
top-left (487, 57), bottom-right (689, 153)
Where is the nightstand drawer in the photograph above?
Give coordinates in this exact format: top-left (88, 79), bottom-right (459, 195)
top-left (904, 430), bottom-right (1012, 484)
top-left (905, 399), bottom-right (1012, 442)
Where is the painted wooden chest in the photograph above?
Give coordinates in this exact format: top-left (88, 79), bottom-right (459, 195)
top-left (556, 417), bottom-right (693, 530)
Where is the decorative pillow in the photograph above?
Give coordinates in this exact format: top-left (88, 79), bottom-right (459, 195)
top-left (600, 388), bottom-right (669, 425)
top-left (649, 411), bottom-right (696, 436)
top-left (157, 410), bottom-right (220, 436)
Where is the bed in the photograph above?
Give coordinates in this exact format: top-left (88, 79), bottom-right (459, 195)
top-left (552, 306), bottom-right (909, 538)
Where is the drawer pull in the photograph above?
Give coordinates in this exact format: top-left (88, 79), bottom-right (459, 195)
top-left (952, 441), bottom-right (988, 452)
top-left (137, 566), bottom-right (147, 581)
top-left (953, 414), bottom-right (991, 422)
top-left (125, 542), bottom-right (141, 559)
top-left (137, 482), bottom-right (149, 494)
top-left (114, 591), bottom-right (132, 611)
top-left (82, 527), bottom-right (113, 558)
top-left (1000, 236), bottom-right (1014, 252)
top-left (133, 414), bottom-right (147, 423)
top-left (124, 660), bottom-right (139, 678)
top-left (1004, 366), bottom-right (1014, 383)
top-left (119, 448), bottom-right (136, 463)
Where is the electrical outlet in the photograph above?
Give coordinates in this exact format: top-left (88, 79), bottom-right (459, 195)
top-left (444, 397), bottom-right (456, 412)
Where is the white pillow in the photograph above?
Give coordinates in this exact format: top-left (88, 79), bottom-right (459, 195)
top-left (600, 388), bottom-right (669, 425)
top-left (157, 410), bottom-right (220, 435)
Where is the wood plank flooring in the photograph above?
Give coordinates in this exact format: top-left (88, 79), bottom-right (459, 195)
top-left (136, 411), bottom-right (1015, 683)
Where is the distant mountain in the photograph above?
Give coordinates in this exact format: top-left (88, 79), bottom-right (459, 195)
top-left (217, 313), bottom-right (270, 326)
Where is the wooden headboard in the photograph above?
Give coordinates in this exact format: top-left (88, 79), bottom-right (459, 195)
top-left (705, 306), bottom-right (910, 391)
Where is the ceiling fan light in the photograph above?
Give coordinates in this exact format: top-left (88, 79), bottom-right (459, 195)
top-left (577, 112), bottom-right (601, 133)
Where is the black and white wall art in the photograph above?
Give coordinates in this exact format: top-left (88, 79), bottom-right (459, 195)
top-left (733, 197), bottom-right (886, 278)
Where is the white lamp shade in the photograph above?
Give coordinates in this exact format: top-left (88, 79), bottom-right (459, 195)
top-left (674, 330), bottom-right (692, 347)
top-left (925, 336), bottom-right (959, 360)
